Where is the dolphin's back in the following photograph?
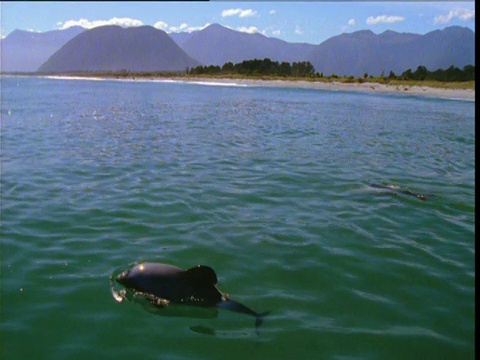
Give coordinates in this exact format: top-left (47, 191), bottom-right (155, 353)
top-left (117, 263), bottom-right (223, 306)
top-left (124, 263), bottom-right (193, 300)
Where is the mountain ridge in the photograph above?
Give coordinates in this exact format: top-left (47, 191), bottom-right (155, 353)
top-left (175, 24), bottom-right (474, 76)
top-left (0, 27), bottom-right (85, 72)
top-left (37, 25), bottom-right (200, 73)
top-left (179, 23), bottom-right (317, 66)
top-left (321, 25), bottom-right (474, 76)
top-left (1, 24), bottom-right (474, 76)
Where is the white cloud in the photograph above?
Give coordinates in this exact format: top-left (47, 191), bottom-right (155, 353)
top-left (366, 15), bottom-right (405, 25)
top-left (169, 23), bottom-right (189, 33)
top-left (237, 26), bottom-right (258, 34)
top-left (58, 17), bottom-right (144, 30)
top-left (184, 23), bottom-right (211, 33)
top-left (153, 21), bottom-right (169, 31)
top-left (222, 8), bottom-right (257, 18)
top-left (434, 8), bottom-right (475, 24)
top-left (272, 29), bottom-right (281, 36)
top-left (167, 22), bottom-right (211, 33)
top-left (348, 18), bottom-right (356, 26)
top-left (295, 25), bottom-right (303, 35)
top-left (270, 10), bottom-right (276, 15)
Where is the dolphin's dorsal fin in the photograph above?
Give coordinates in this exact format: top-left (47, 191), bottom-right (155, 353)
top-left (185, 265), bottom-right (218, 286)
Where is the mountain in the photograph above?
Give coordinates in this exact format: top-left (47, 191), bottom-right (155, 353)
top-left (180, 23), bottom-right (317, 66)
top-left (405, 26), bottom-right (475, 71)
top-left (0, 27), bottom-right (85, 72)
top-left (168, 32), bottom-right (195, 47)
top-left (38, 25), bottom-right (200, 73)
top-left (4, 23), bottom-right (474, 77)
top-left (308, 26), bottom-right (475, 77)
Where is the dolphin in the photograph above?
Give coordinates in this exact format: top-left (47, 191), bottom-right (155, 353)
top-left (370, 183), bottom-right (429, 201)
top-left (115, 262), bottom-right (269, 328)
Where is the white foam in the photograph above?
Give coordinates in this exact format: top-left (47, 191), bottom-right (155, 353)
top-left (186, 80), bottom-right (249, 87)
top-left (443, 97), bottom-right (475, 103)
top-left (42, 75), bottom-right (107, 82)
top-left (41, 76), bottom-right (249, 88)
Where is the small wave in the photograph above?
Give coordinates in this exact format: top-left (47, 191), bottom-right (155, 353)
top-left (443, 97), bottom-right (475, 103)
top-left (42, 75), bottom-right (107, 82)
top-left (186, 80), bottom-right (249, 88)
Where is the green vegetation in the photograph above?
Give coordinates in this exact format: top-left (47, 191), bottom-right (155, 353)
top-left (183, 60), bottom-right (474, 89)
top-left (397, 65), bottom-right (475, 82)
top-left (188, 59), bottom-right (474, 83)
top-left (10, 60), bottom-right (473, 91)
top-left (188, 58), bottom-right (316, 77)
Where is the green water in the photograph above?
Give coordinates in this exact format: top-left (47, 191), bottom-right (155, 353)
top-left (1, 77), bottom-right (475, 359)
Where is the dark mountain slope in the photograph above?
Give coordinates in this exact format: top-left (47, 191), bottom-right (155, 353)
top-left (38, 25), bottom-right (200, 73)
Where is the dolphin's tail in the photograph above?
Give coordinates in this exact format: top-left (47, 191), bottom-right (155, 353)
top-left (255, 311), bottom-right (270, 329)
top-left (217, 299), bottom-right (270, 328)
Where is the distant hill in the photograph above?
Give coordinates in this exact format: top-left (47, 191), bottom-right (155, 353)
top-left (180, 23), bottom-right (317, 66)
top-left (38, 25), bottom-right (200, 73)
top-left (0, 27), bottom-right (85, 72)
top-left (308, 26), bottom-right (475, 77)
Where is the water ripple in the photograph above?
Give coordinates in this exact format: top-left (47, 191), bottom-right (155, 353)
top-left (1, 77), bottom-right (474, 359)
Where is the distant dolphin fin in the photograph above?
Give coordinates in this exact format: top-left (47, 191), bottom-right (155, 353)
top-left (185, 265), bottom-right (218, 286)
top-left (370, 183), bottom-right (429, 201)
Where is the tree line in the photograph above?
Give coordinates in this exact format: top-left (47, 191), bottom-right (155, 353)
top-left (395, 65), bottom-right (475, 82)
top-left (187, 58), bottom-right (474, 82)
top-left (364, 65), bottom-right (474, 82)
top-left (187, 58), bottom-right (316, 77)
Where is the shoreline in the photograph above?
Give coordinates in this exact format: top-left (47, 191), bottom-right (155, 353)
top-left (4, 73), bottom-right (475, 100)
top-left (179, 77), bottom-right (475, 100)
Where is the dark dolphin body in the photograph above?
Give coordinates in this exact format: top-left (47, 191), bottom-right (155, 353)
top-left (116, 262), bottom-right (268, 328)
top-left (370, 183), bottom-right (429, 201)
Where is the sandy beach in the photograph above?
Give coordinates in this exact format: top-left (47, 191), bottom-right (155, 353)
top-left (174, 77), bottom-right (475, 101)
top-left (34, 74), bottom-right (475, 101)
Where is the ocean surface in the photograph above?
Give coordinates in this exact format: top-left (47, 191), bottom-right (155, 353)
top-left (1, 76), bottom-right (475, 359)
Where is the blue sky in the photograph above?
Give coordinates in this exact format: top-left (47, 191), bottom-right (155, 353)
top-left (1, 1), bottom-right (475, 44)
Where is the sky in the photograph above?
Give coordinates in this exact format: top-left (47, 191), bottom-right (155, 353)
top-left (0, 1), bottom-right (475, 44)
